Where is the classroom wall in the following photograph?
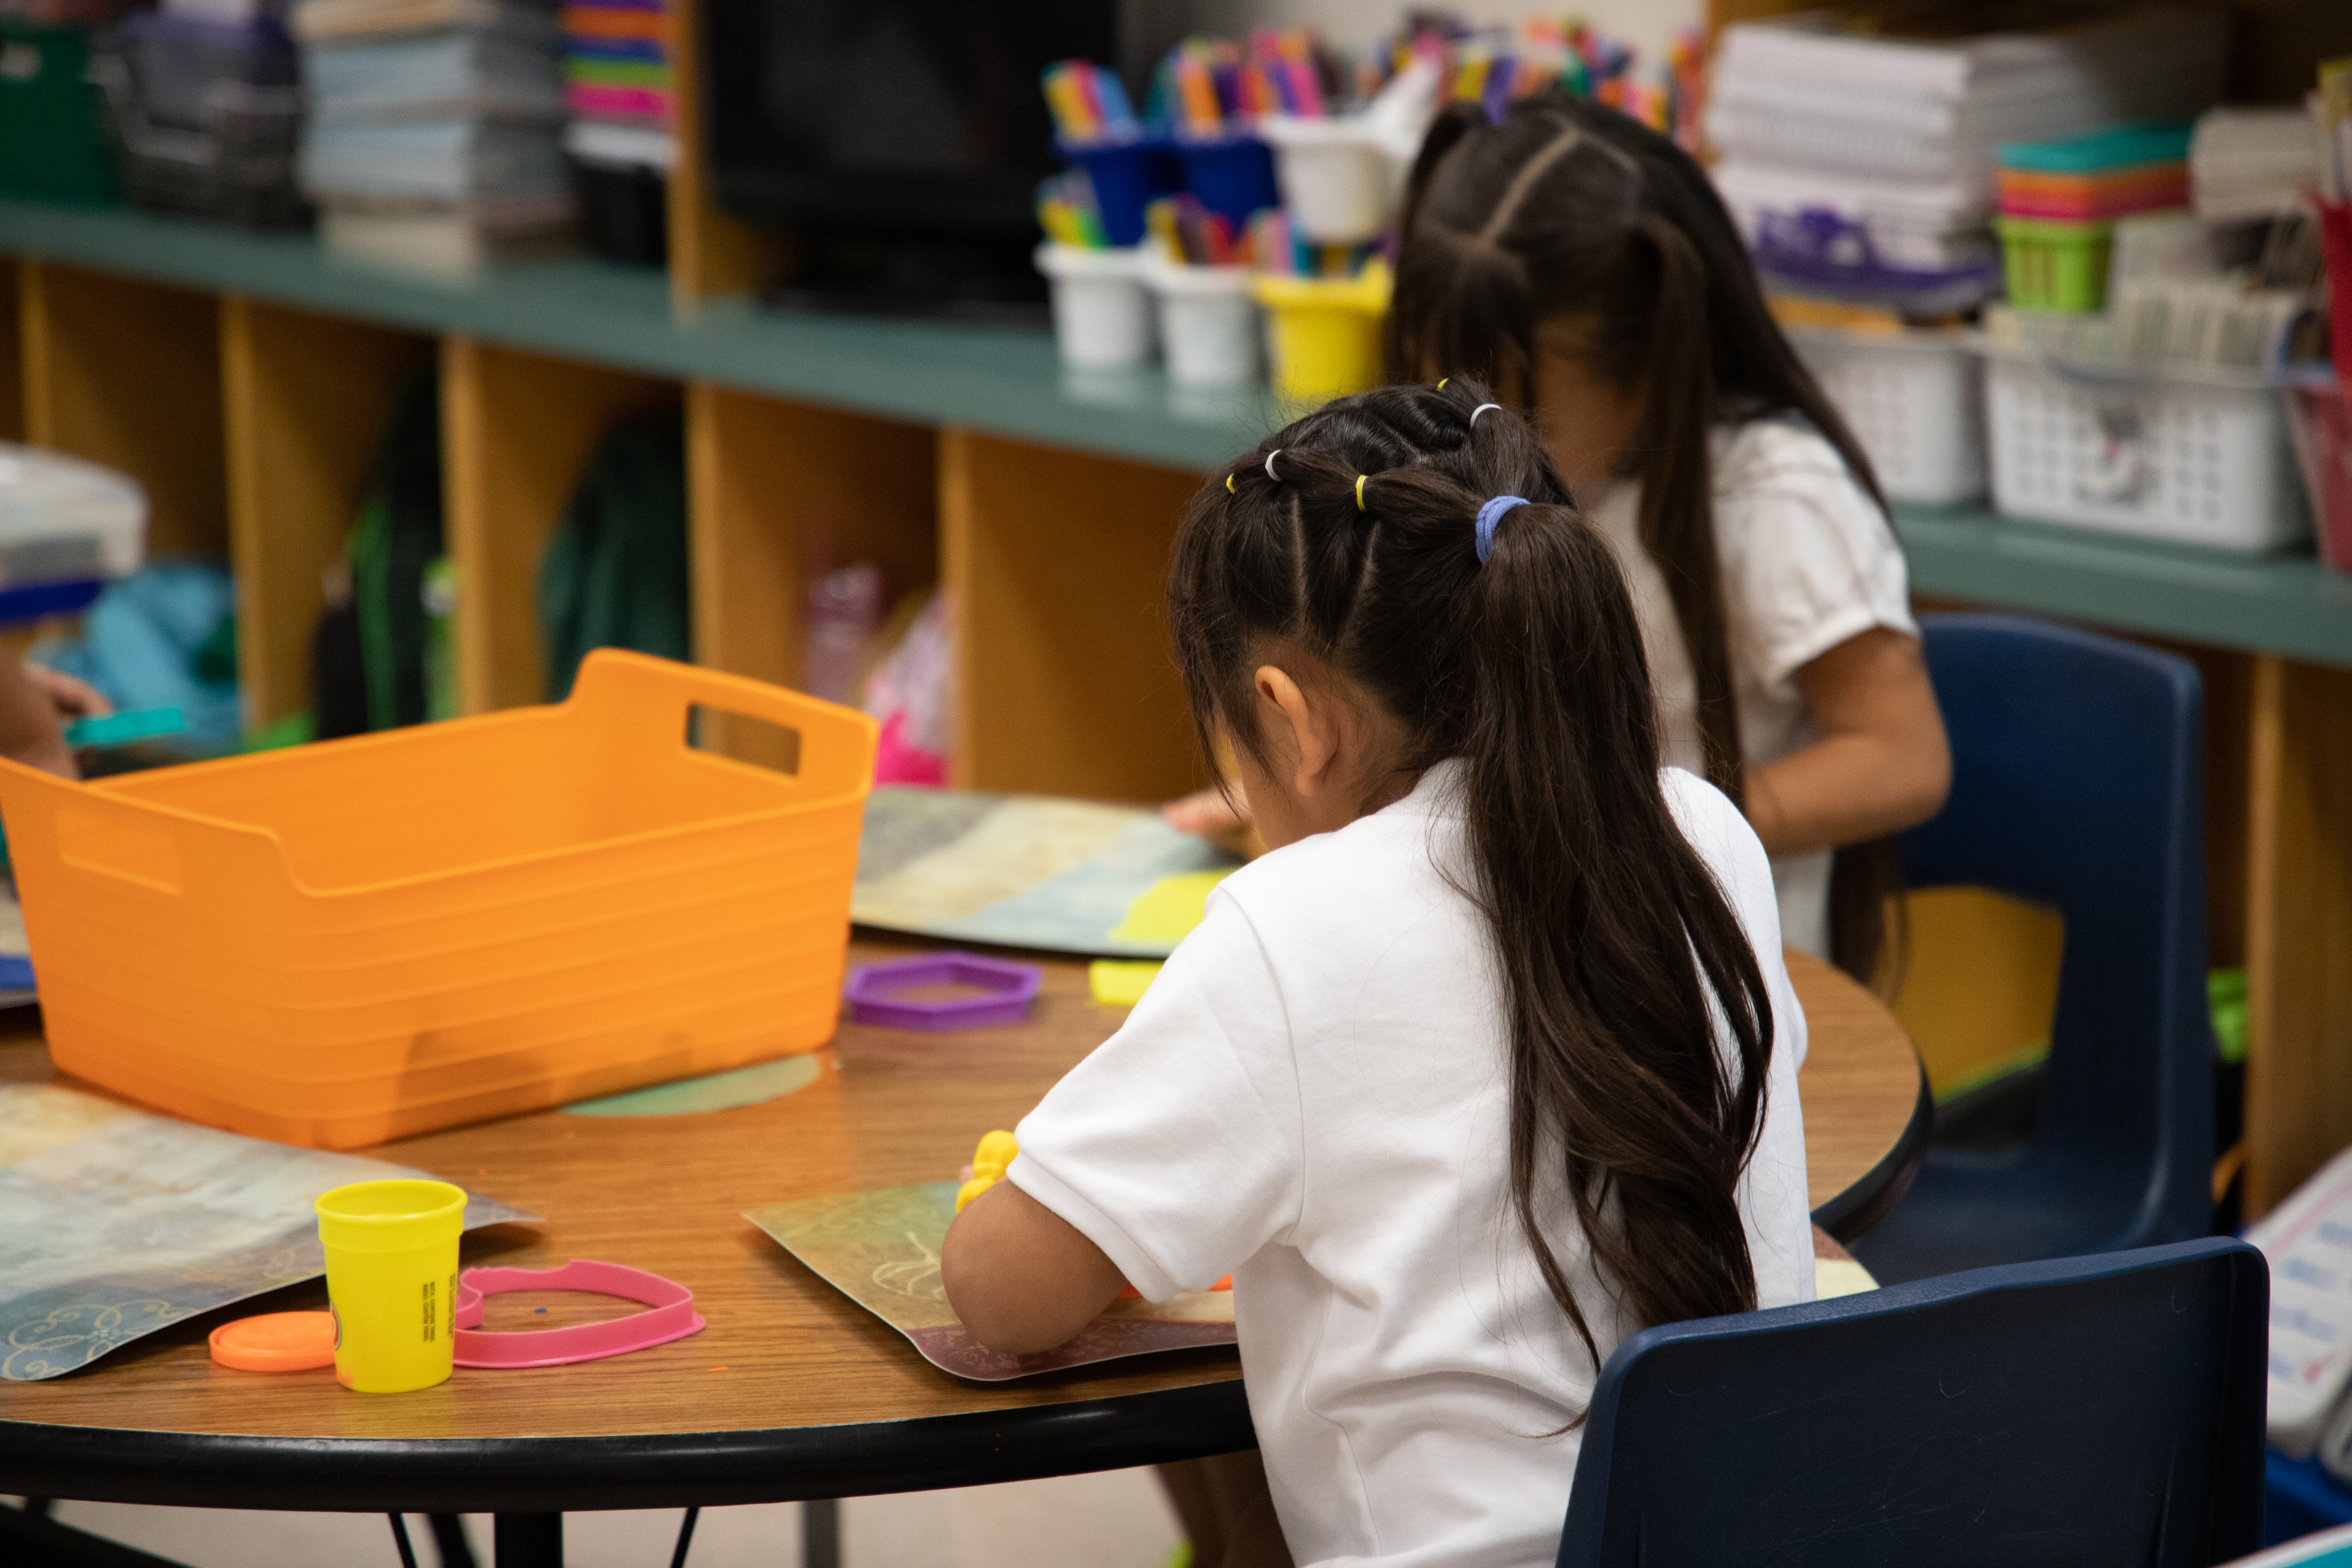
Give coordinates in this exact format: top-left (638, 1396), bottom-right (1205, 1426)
top-left (1186, 0), bottom-right (1703, 81)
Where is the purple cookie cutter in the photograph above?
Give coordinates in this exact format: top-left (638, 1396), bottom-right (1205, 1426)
top-left (845, 952), bottom-right (1042, 1031)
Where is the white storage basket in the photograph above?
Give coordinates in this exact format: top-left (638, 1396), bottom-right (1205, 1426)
top-left (1984, 350), bottom-right (2312, 552)
top-left (1789, 328), bottom-right (1986, 506)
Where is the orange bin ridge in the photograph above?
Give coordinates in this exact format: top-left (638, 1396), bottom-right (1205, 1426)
top-left (0, 650), bottom-right (878, 1148)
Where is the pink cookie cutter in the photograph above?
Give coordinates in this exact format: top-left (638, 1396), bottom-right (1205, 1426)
top-left (452, 1259), bottom-right (705, 1369)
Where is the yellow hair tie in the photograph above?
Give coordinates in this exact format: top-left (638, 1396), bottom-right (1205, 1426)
top-left (1355, 475), bottom-right (1368, 513)
top-left (1437, 377), bottom-right (1448, 390)
top-left (1226, 473), bottom-right (1236, 494)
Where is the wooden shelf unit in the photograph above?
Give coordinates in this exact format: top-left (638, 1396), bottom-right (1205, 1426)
top-left (2, 257), bottom-right (1219, 807)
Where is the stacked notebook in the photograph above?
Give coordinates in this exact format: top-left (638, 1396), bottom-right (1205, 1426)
top-left (560, 0), bottom-right (671, 170)
top-left (294, 0), bottom-right (574, 274)
top-left (1706, 4), bottom-right (2229, 307)
top-left (2189, 106), bottom-right (2322, 223)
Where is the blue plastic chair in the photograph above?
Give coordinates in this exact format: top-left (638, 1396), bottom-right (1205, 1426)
top-left (1852, 614), bottom-right (2214, 1285)
top-left (1558, 1237), bottom-right (2268, 1568)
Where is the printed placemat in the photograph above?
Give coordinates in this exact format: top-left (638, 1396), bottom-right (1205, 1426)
top-left (1, 1083), bottom-right (536, 1380)
top-left (746, 1181), bottom-right (1234, 1381)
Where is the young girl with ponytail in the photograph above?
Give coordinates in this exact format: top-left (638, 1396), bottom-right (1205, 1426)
top-left (943, 381), bottom-right (1813, 1568)
top-left (1391, 95), bottom-right (1949, 977)
top-left (1168, 97), bottom-right (1949, 978)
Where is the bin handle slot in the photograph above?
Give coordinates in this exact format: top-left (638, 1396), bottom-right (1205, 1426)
top-left (686, 704), bottom-right (801, 776)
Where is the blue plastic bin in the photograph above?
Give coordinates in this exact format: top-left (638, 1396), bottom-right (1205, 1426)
top-left (1173, 132), bottom-right (1279, 225)
top-left (1057, 135), bottom-right (1179, 248)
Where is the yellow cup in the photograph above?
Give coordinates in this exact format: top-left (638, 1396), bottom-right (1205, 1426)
top-left (315, 1178), bottom-right (466, 1393)
top-left (1252, 260), bottom-right (1392, 406)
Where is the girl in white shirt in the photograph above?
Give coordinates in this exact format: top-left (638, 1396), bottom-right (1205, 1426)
top-left (1388, 96), bottom-right (1949, 974)
top-left (1173, 100), bottom-right (1951, 975)
top-left (943, 382), bottom-right (1815, 1568)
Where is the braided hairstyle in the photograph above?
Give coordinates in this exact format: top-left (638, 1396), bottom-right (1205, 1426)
top-left (1386, 95), bottom-right (1904, 983)
top-left (1170, 378), bottom-right (1773, 1379)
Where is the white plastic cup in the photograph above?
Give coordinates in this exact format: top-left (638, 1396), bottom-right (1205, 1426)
top-left (1260, 118), bottom-right (1404, 245)
top-left (1149, 261), bottom-right (1262, 387)
top-left (1035, 243), bottom-right (1155, 370)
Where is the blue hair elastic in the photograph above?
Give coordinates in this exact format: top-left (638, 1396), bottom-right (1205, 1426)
top-left (1475, 495), bottom-right (1529, 564)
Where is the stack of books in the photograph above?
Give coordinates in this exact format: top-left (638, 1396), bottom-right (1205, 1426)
top-left (1706, 4), bottom-right (2228, 311)
top-left (294, 0), bottom-right (573, 274)
top-left (2189, 106), bottom-right (2321, 224)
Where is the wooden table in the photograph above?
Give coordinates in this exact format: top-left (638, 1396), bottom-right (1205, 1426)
top-left (0, 940), bottom-right (1925, 1554)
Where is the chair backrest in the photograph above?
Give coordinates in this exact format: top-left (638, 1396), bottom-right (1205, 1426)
top-left (1558, 1238), bottom-right (2268, 1568)
top-left (1902, 614), bottom-right (2212, 1246)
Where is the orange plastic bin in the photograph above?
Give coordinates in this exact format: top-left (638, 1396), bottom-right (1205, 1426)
top-left (0, 650), bottom-right (877, 1148)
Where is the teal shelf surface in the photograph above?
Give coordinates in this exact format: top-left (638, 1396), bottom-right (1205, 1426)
top-left (6, 199), bottom-right (2352, 667)
top-left (1894, 505), bottom-right (2352, 668)
top-left (0, 198), bottom-right (1279, 473)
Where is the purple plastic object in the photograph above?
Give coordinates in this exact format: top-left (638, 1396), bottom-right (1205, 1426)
top-left (844, 952), bottom-right (1043, 1031)
top-left (1751, 207), bottom-right (2000, 314)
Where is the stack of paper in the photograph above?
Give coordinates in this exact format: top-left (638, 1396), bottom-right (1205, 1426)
top-left (2248, 1142), bottom-right (2352, 1461)
top-left (560, 0), bottom-right (672, 173)
top-left (2190, 106), bottom-right (2322, 222)
top-left (294, 0), bottom-right (573, 274)
top-left (1707, 5), bottom-right (2228, 304)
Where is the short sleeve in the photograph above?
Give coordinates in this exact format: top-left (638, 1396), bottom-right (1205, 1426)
top-left (1009, 891), bottom-right (1302, 1301)
top-left (1715, 424), bottom-right (1918, 691)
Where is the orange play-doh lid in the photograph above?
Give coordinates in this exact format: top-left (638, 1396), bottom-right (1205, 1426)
top-left (208, 1311), bottom-right (337, 1372)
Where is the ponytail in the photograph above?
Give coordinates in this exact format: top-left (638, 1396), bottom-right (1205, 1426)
top-left (1170, 381), bottom-right (1773, 1381)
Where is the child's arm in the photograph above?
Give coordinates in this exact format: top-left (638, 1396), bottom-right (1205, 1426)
top-left (941, 1178), bottom-right (1129, 1354)
top-left (1742, 628), bottom-right (1950, 857)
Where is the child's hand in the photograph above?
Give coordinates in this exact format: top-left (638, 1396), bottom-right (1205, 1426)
top-left (1162, 784), bottom-right (1247, 838)
top-left (25, 664), bottom-right (111, 725)
top-left (0, 657), bottom-right (93, 779)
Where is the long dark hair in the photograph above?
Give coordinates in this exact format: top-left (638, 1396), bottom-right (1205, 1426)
top-left (1386, 94), bottom-right (1903, 983)
top-left (1169, 379), bottom-right (1773, 1373)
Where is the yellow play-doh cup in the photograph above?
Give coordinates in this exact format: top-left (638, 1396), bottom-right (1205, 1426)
top-left (1252, 260), bottom-right (1392, 406)
top-left (315, 1178), bottom-right (466, 1393)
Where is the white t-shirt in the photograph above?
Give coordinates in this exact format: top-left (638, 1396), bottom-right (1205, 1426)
top-left (1583, 419), bottom-right (1918, 957)
top-left (1010, 761), bottom-right (1814, 1568)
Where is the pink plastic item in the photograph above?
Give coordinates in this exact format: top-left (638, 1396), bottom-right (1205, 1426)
top-left (452, 1259), bottom-right (706, 1369)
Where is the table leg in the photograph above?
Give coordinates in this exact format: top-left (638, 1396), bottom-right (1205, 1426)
top-left (804, 1498), bottom-right (840, 1568)
top-left (428, 1513), bottom-right (479, 1568)
top-left (493, 1512), bottom-right (562, 1568)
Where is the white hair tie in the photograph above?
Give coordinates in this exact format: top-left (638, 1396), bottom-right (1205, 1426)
top-left (1265, 449), bottom-right (1283, 481)
top-left (1469, 403), bottom-right (1503, 427)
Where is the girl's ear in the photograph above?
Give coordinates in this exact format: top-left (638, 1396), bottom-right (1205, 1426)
top-left (1253, 665), bottom-right (1335, 798)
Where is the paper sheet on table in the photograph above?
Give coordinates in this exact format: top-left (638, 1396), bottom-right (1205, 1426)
top-left (0, 884), bottom-right (36, 1009)
top-left (0, 1083), bottom-right (536, 1380)
top-left (745, 1182), bottom-right (1234, 1382)
top-left (852, 789), bottom-right (1239, 958)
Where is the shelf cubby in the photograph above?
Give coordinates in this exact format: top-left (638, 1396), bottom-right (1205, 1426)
top-left (18, 260), bottom-right (226, 560)
top-left (941, 430), bottom-right (1204, 801)
top-left (0, 259), bottom-right (21, 443)
top-left (686, 384), bottom-right (933, 769)
top-left (222, 297), bottom-right (433, 729)
top-left (440, 337), bottom-right (679, 716)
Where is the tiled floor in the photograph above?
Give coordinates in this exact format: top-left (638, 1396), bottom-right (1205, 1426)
top-left (22, 1468), bottom-right (1181, 1568)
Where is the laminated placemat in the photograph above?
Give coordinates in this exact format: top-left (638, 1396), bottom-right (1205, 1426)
top-left (0, 1083), bottom-right (535, 1380)
top-left (853, 788), bottom-right (1239, 958)
top-left (746, 1181), bottom-right (1235, 1381)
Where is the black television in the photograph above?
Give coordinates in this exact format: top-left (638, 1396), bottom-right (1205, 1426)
top-left (703, 0), bottom-right (1126, 317)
